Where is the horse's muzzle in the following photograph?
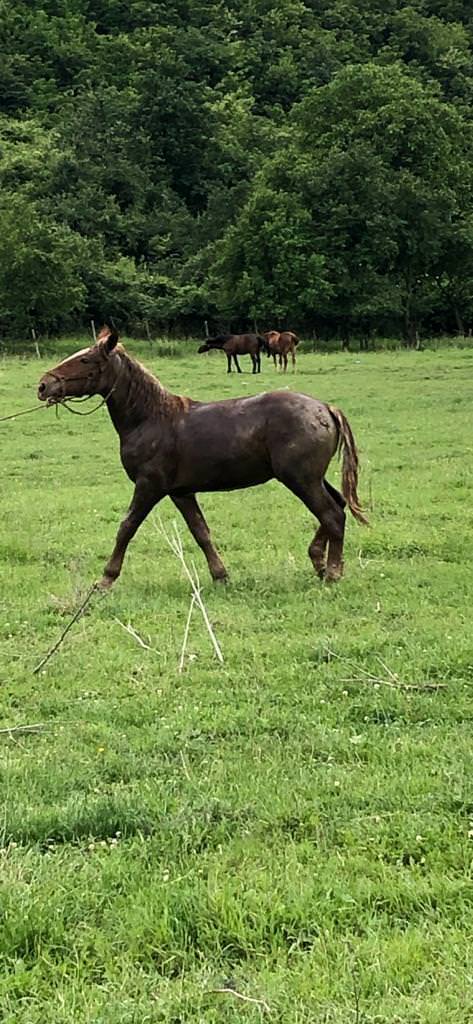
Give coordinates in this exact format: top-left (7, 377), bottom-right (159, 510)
top-left (37, 373), bottom-right (63, 403)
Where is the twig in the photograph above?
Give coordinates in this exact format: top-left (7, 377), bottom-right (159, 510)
top-left (180, 749), bottom-right (192, 782)
top-left (179, 593), bottom-right (197, 672)
top-left (352, 971), bottom-right (361, 1024)
top-left (114, 617), bottom-right (159, 653)
top-left (0, 723), bottom-right (47, 737)
top-left (327, 648), bottom-right (446, 692)
top-left (33, 583), bottom-right (99, 674)
top-left (374, 653), bottom-right (399, 681)
top-left (210, 988), bottom-right (271, 1014)
top-left (154, 518), bottom-right (224, 665)
top-left (368, 474), bottom-right (374, 512)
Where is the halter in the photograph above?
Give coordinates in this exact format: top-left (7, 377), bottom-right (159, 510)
top-left (48, 354), bottom-right (124, 417)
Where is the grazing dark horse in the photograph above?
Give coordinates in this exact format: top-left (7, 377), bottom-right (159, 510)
top-left (264, 330), bottom-right (299, 372)
top-left (198, 333), bottom-right (266, 374)
top-left (38, 326), bottom-right (367, 589)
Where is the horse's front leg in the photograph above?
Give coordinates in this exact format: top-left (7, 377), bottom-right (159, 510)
top-left (172, 495), bottom-right (228, 582)
top-left (226, 353), bottom-right (232, 373)
top-left (233, 355), bottom-right (242, 373)
top-left (99, 480), bottom-right (162, 589)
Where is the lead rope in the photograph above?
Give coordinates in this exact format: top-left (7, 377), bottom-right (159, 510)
top-left (1, 366), bottom-right (121, 423)
top-left (60, 384), bottom-right (116, 416)
top-left (0, 404), bottom-right (49, 423)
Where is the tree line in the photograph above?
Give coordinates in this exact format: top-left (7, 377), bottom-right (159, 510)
top-left (1, 0), bottom-right (473, 342)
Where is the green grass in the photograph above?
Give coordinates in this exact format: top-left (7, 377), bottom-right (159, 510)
top-left (1, 345), bottom-right (473, 1022)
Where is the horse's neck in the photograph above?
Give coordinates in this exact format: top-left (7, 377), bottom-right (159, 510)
top-left (104, 351), bottom-right (169, 435)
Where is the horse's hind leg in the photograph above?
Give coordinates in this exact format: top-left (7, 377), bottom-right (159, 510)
top-left (307, 483), bottom-right (345, 578)
top-left (233, 354), bottom-right (242, 373)
top-left (226, 353), bottom-right (232, 373)
top-left (280, 476), bottom-right (346, 582)
top-left (172, 495), bottom-right (228, 582)
top-left (321, 481), bottom-right (347, 581)
top-left (282, 352), bottom-right (288, 373)
top-left (291, 347), bottom-right (296, 372)
top-left (309, 525), bottom-right (328, 580)
top-left (251, 353), bottom-right (257, 374)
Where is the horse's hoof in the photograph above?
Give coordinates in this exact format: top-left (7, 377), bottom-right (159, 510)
top-left (324, 569), bottom-right (343, 584)
top-left (213, 573), bottom-right (229, 585)
top-left (98, 575), bottom-right (115, 591)
top-left (316, 567), bottom-right (326, 581)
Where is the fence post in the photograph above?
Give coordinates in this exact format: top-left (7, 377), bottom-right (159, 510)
top-left (31, 327), bottom-right (41, 359)
top-left (144, 319), bottom-right (152, 344)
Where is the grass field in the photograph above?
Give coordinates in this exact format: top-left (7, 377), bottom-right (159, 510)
top-left (1, 343), bottom-right (473, 1023)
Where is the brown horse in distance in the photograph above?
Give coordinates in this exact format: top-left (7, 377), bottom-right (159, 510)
top-left (264, 330), bottom-right (299, 372)
top-left (198, 333), bottom-right (265, 373)
top-left (38, 326), bottom-right (367, 589)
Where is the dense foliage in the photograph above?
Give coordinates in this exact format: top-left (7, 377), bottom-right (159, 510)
top-left (2, 0), bottom-right (473, 339)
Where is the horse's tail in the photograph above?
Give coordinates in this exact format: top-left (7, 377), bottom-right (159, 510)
top-left (293, 333), bottom-right (300, 347)
top-left (328, 405), bottom-right (369, 525)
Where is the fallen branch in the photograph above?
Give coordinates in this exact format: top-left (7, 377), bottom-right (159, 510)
top-left (114, 617), bottom-right (159, 653)
top-left (33, 582), bottom-right (99, 674)
top-left (0, 723), bottom-right (47, 737)
top-left (179, 593), bottom-right (197, 673)
top-left (326, 648), bottom-right (446, 693)
top-left (154, 518), bottom-right (223, 666)
top-left (209, 987), bottom-right (271, 1014)
top-left (180, 749), bottom-right (193, 782)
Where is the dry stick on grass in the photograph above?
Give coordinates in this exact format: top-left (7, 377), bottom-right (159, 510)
top-left (154, 517), bottom-right (224, 667)
top-left (179, 749), bottom-right (193, 783)
top-left (209, 987), bottom-right (271, 1015)
top-left (0, 723), bottom-right (47, 737)
top-left (33, 583), bottom-right (99, 674)
top-left (114, 617), bottom-right (159, 653)
top-left (326, 648), bottom-right (446, 693)
top-left (179, 593), bottom-right (197, 673)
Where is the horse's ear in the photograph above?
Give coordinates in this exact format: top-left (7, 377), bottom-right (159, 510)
top-left (97, 324), bottom-right (119, 353)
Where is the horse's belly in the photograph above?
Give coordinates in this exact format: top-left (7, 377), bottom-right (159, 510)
top-left (171, 455), bottom-right (272, 494)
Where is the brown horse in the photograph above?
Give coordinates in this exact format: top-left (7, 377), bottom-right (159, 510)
top-left (198, 333), bottom-right (265, 374)
top-left (264, 330), bottom-right (299, 372)
top-left (37, 326), bottom-right (367, 589)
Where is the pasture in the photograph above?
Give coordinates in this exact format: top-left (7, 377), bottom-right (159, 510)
top-left (1, 343), bottom-right (473, 1023)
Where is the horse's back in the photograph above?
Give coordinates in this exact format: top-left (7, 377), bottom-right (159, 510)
top-left (231, 333), bottom-right (259, 353)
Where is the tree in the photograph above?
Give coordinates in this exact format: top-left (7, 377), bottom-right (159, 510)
top-left (214, 62), bottom-right (473, 338)
top-left (0, 195), bottom-right (87, 334)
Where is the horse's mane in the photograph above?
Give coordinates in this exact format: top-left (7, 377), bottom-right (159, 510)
top-left (116, 347), bottom-right (186, 417)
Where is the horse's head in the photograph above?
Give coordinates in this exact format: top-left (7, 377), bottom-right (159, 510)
top-left (197, 343), bottom-right (210, 353)
top-left (38, 326), bottom-right (120, 404)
